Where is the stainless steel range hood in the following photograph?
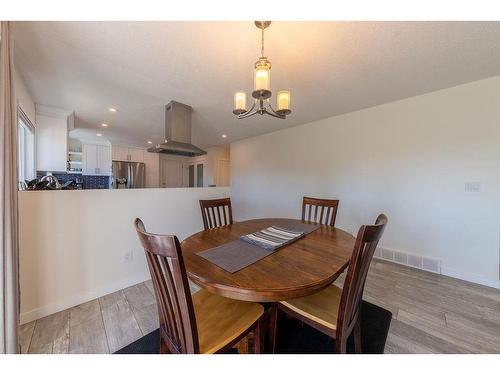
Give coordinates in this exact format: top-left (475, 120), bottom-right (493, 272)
top-left (148, 101), bottom-right (206, 157)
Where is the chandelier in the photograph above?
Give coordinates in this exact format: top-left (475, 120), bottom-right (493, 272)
top-left (233, 21), bottom-right (291, 119)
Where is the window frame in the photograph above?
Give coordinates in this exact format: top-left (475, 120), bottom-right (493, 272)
top-left (17, 106), bottom-right (36, 185)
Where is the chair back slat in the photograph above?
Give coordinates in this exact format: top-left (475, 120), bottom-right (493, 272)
top-left (134, 218), bottom-right (200, 353)
top-left (302, 196), bottom-right (339, 227)
top-left (160, 256), bottom-right (187, 351)
top-left (199, 198), bottom-right (234, 230)
top-left (216, 206), bottom-right (222, 226)
top-left (336, 214), bottom-right (388, 344)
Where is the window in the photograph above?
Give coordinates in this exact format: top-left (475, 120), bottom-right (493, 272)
top-left (18, 108), bottom-right (35, 186)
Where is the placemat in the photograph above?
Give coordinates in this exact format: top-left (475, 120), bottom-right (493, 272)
top-left (197, 220), bottom-right (319, 273)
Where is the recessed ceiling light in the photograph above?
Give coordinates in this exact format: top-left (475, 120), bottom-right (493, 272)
top-left (96, 133), bottom-right (102, 137)
top-left (108, 107), bottom-right (117, 112)
top-left (147, 141), bottom-right (153, 144)
top-left (222, 134), bottom-right (227, 138)
top-left (101, 123), bottom-right (108, 127)
top-left (164, 139), bottom-right (168, 143)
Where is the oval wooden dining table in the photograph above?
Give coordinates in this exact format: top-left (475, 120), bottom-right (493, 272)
top-left (182, 218), bottom-right (355, 302)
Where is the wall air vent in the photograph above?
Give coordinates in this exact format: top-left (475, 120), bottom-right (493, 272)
top-left (374, 247), bottom-right (441, 274)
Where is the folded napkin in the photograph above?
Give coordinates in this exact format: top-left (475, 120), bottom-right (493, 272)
top-left (240, 226), bottom-right (305, 251)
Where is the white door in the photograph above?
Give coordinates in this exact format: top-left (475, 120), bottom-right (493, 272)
top-left (160, 158), bottom-right (184, 188)
top-left (82, 144), bottom-right (98, 175)
top-left (97, 145), bottom-right (112, 176)
top-left (129, 148), bottom-right (144, 162)
top-left (217, 159), bottom-right (230, 186)
top-left (112, 146), bottom-right (129, 161)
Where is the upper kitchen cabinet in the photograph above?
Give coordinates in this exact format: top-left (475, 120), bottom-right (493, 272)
top-left (35, 104), bottom-right (72, 172)
top-left (112, 145), bottom-right (144, 162)
top-left (83, 143), bottom-right (112, 176)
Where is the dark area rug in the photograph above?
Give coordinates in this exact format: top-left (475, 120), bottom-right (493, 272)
top-left (115, 301), bottom-right (391, 354)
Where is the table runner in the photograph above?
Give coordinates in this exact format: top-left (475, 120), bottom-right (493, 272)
top-left (240, 226), bottom-right (305, 251)
top-left (197, 220), bottom-right (319, 273)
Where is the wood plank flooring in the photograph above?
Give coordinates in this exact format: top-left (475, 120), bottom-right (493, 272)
top-left (20, 260), bottom-right (500, 353)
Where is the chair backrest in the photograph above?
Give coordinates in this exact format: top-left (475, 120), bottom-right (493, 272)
top-left (301, 196), bottom-right (339, 227)
top-left (134, 218), bottom-right (199, 354)
top-left (199, 198), bottom-right (233, 230)
top-left (336, 214), bottom-right (388, 339)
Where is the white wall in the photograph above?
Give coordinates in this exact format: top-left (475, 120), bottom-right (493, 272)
top-left (35, 105), bottom-right (71, 172)
top-left (18, 187), bottom-right (230, 323)
top-left (13, 67), bottom-right (36, 124)
top-left (231, 75), bottom-right (500, 289)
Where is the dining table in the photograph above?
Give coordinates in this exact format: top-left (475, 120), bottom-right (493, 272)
top-left (182, 218), bottom-right (356, 303)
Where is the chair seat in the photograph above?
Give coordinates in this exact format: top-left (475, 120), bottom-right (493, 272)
top-left (193, 289), bottom-right (264, 353)
top-left (280, 284), bottom-right (342, 331)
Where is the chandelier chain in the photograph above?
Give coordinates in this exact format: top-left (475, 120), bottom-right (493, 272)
top-left (261, 26), bottom-right (264, 57)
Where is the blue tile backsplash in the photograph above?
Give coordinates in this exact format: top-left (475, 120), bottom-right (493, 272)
top-left (36, 171), bottom-right (112, 190)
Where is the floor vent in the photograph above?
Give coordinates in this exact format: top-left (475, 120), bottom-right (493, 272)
top-left (374, 247), bottom-right (441, 274)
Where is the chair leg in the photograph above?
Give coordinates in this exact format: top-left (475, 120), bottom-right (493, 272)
top-left (253, 319), bottom-right (264, 354)
top-left (353, 319), bottom-right (362, 354)
top-left (160, 337), bottom-right (170, 354)
top-left (269, 304), bottom-right (279, 353)
top-left (335, 337), bottom-right (347, 354)
top-left (236, 336), bottom-right (250, 354)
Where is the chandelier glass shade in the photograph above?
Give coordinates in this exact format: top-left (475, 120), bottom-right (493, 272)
top-left (233, 21), bottom-right (291, 119)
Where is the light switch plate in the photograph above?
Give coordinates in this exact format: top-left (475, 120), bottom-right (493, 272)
top-left (465, 181), bottom-right (481, 193)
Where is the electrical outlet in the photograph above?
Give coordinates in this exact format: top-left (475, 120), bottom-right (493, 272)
top-left (124, 250), bottom-right (133, 262)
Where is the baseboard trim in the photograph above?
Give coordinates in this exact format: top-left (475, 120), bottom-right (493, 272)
top-left (374, 246), bottom-right (500, 290)
top-left (20, 272), bottom-right (151, 324)
top-left (440, 266), bottom-right (500, 290)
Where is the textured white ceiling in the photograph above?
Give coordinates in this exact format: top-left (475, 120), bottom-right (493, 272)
top-left (13, 21), bottom-right (500, 148)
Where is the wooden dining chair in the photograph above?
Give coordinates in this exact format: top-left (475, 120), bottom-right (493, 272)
top-left (134, 218), bottom-right (264, 354)
top-left (270, 214), bottom-right (388, 353)
top-left (302, 196), bottom-right (339, 227)
top-left (199, 198), bottom-right (233, 230)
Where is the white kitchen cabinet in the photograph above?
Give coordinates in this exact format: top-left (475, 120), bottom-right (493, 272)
top-left (112, 145), bottom-right (144, 162)
top-left (143, 151), bottom-right (159, 188)
top-left (83, 143), bottom-right (112, 176)
top-left (82, 144), bottom-right (97, 175)
top-left (130, 148), bottom-right (144, 162)
top-left (98, 145), bottom-right (112, 175)
top-left (112, 146), bottom-right (129, 161)
top-left (35, 105), bottom-right (72, 172)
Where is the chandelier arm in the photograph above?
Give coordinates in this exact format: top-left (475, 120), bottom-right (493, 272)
top-left (262, 107), bottom-right (285, 119)
top-left (266, 102), bottom-right (280, 115)
top-left (266, 102), bottom-right (286, 119)
top-left (237, 100), bottom-right (258, 119)
top-left (245, 100), bottom-right (257, 113)
top-left (238, 109), bottom-right (259, 119)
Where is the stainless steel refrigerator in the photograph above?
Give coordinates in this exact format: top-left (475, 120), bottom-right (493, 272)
top-left (112, 161), bottom-right (145, 189)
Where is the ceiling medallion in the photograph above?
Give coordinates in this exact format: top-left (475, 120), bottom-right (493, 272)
top-left (233, 21), bottom-right (291, 119)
